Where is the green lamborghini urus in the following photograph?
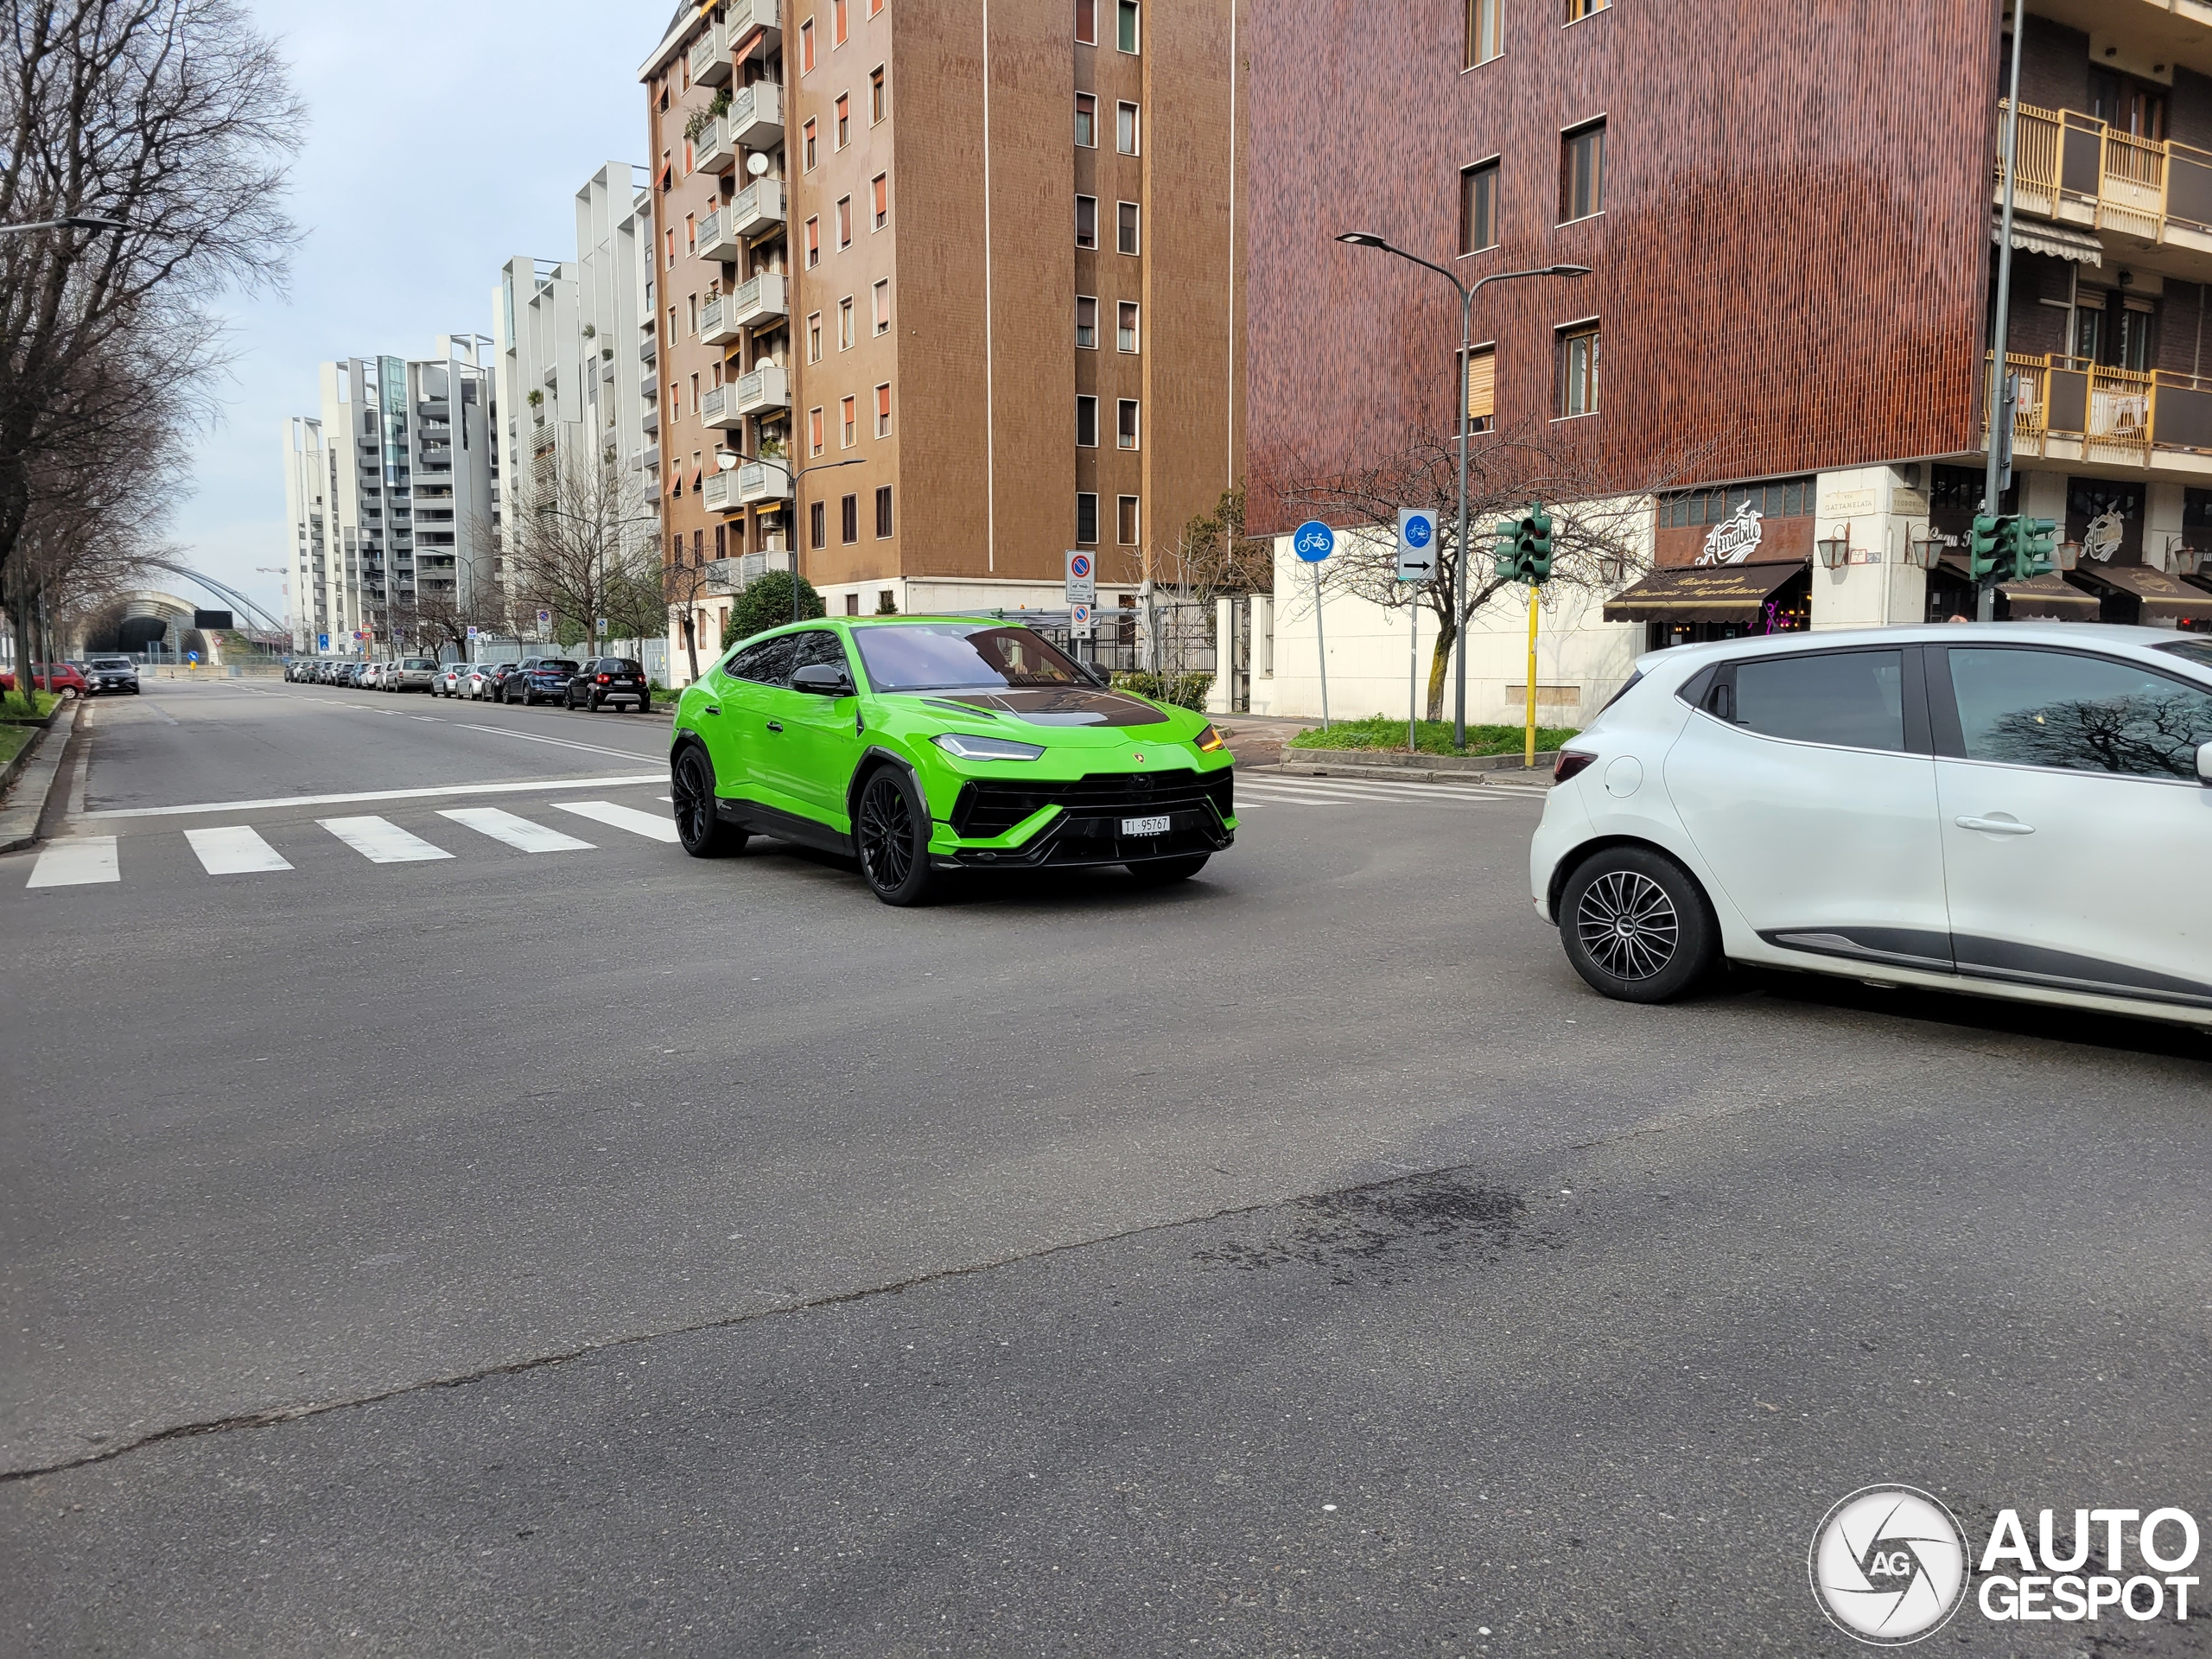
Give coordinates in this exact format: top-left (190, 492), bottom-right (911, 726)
top-left (669, 617), bottom-right (1236, 905)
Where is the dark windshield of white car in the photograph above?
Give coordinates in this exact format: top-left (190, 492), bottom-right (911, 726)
top-left (2155, 639), bottom-right (2212, 672)
top-left (854, 624), bottom-right (1084, 692)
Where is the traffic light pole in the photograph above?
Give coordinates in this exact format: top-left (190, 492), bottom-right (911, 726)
top-left (1982, 19), bottom-right (2028, 623)
top-left (1524, 589), bottom-right (1540, 769)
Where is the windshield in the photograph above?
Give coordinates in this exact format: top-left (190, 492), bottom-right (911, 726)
top-left (853, 623), bottom-right (1085, 692)
top-left (2156, 639), bottom-right (2212, 673)
top-left (89, 658), bottom-right (131, 670)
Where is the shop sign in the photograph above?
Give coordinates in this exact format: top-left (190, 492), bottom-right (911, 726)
top-left (2083, 510), bottom-right (2125, 563)
top-left (1695, 502), bottom-right (1765, 566)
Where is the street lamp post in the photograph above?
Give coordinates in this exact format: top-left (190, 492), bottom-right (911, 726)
top-left (0, 215), bottom-right (127, 236)
top-left (1333, 234), bottom-right (1590, 750)
top-left (716, 450), bottom-right (866, 622)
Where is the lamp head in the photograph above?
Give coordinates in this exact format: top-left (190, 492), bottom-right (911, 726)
top-left (1336, 232), bottom-right (1389, 248)
top-left (716, 451), bottom-right (740, 471)
top-left (1548, 264), bottom-right (1593, 277)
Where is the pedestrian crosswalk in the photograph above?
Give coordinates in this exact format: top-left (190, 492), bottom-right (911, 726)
top-left (1235, 771), bottom-right (1550, 810)
top-left (20, 798), bottom-right (674, 889)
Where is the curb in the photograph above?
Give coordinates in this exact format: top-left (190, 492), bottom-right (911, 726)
top-left (1270, 750), bottom-right (1557, 785)
top-left (1283, 746), bottom-right (1560, 774)
top-left (0, 702), bottom-right (79, 852)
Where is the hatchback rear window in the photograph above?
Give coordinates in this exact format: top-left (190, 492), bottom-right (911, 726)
top-left (542, 661), bottom-right (578, 673)
top-left (601, 658), bottom-right (641, 673)
top-left (404, 658), bottom-right (437, 670)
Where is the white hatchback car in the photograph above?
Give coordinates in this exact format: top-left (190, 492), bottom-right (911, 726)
top-left (1531, 624), bottom-right (2212, 1030)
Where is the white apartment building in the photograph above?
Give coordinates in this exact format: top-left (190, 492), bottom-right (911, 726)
top-left (492, 162), bottom-right (658, 633)
top-left (283, 338), bottom-right (503, 654)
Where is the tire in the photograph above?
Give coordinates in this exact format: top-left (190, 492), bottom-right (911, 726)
top-left (672, 746), bottom-right (747, 858)
top-left (855, 766), bottom-right (939, 906)
top-left (1127, 854), bottom-right (1209, 886)
top-left (588, 691), bottom-right (601, 713)
top-left (1557, 846), bottom-right (1719, 1004)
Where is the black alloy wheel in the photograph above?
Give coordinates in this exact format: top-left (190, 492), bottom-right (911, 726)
top-left (588, 690), bottom-right (601, 713)
top-left (672, 747), bottom-right (747, 857)
top-left (855, 767), bottom-right (938, 906)
top-left (1557, 846), bottom-right (1719, 1004)
top-left (1126, 854), bottom-right (1210, 886)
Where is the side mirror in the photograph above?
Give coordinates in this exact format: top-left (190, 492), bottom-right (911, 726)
top-left (2198, 740), bottom-right (2212, 787)
top-left (791, 662), bottom-right (854, 696)
top-left (1078, 660), bottom-right (1112, 688)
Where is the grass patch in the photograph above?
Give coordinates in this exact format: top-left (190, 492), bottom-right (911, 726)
top-left (0, 722), bottom-right (31, 770)
top-left (0, 689), bottom-right (60, 722)
top-left (1288, 715), bottom-right (1580, 758)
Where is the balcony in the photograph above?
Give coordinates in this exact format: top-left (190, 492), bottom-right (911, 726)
top-left (701, 469), bottom-right (743, 514)
top-left (636, 443), bottom-right (660, 474)
top-left (699, 295), bottom-right (742, 346)
top-left (639, 370), bottom-right (658, 402)
top-left (728, 81), bottom-right (783, 149)
top-left (697, 207), bottom-right (743, 263)
top-left (639, 334), bottom-right (658, 364)
top-left (695, 115), bottom-right (735, 175)
top-left (731, 363), bottom-right (790, 416)
top-left (2000, 99), bottom-right (2212, 255)
top-left (728, 178), bottom-right (785, 239)
top-left (728, 270), bottom-right (787, 330)
top-left (1990, 349), bottom-right (2212, 475)
top-left (700, 383), bottom-right (747, 430)
top-left (726, 0), bottom-right (781, 52)
top-left (688, 20), bottom-right (729, 87)
top-left (734, 460), bottom-right (793, 505)
top-left (642, 405), bottom-right (659, 435)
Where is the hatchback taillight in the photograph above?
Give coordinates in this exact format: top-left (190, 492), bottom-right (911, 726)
top-left (1554, 750), bottom-right (1599, 784)
top-left (597, 674), bottom-right (610, 683)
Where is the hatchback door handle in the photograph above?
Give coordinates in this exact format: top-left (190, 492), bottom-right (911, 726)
top-left (1955, 816), bottom-right (2036, 836)
top-left (765, 720), bottom-right (784, 734)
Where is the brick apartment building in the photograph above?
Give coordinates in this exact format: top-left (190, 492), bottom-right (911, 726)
top-left (1242, 0), bottom-right (2210, 699)
top-left (639, 0), bottom-right (1248, 680)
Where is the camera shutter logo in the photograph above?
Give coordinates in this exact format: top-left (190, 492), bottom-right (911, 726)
top-left (1809, 1485), bottom-right (1968, 1645)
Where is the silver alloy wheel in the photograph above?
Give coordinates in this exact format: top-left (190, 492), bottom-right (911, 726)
top-left (1575, 869), bottom-right (1681, 981)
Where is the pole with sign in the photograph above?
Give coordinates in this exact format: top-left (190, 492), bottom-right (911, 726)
top-left (1397, 510), bottom-right (1438, 753)
top-left (1064, 550), bottom-right (1097, 667)
top-left (1292, 519), bottom-right (1335, 731)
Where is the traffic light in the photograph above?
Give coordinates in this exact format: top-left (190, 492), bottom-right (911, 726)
top-left (1525, 505), bottom-right (1555, 582)
top-left (1967, 513), bottom-right (2001, 582)
top-left (2011, 516), bottom-right (2056, 581)
top-left (1493, 518), bottom-right (1522, 581)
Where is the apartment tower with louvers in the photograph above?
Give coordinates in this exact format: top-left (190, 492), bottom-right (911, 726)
top-left (639, 0), bottom-right (1247, 681)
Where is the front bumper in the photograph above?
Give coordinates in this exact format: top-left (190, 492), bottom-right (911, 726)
top-left (929, 765), bottom-right (1236, 869)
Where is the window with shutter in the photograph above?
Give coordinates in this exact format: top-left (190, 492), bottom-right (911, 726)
top-left (1465, 346), bottom-right (1496, 434)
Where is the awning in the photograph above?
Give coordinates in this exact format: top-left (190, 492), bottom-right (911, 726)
top-left (1999, 572), bottom-right (2101, 619)
top-left (1993, 211), bottom-right (2102, 267)
top-left (1603, 559), bottom-right (1806, 624)
top-left (2067, 562), bottom-right (2209, 620)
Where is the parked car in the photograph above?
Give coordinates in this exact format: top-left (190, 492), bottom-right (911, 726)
top-left (83, 656), bottom-right (140, 695)
top-left (1529, 624), bottom-right (2212, 1033)
top-left (314, 661), bottom-right (340, 684)
top-left (482, 662), bottom-right (527, 702)
top-left (435, 663), bottom-right (470, 697)
top-left (565, 656), bottom-right (651, 712)
top-left (343, 663), bottom-right (370, 688)
top-left (506, 658), bottom-right (580, 706)
top-left (0, 663), bottom-right (90, 697)
top-left (671, 619), bottom-right (1235, 905)
top-left (464, 664), bottom-right (502, 700)
top-left (390, 657), bottom-right (442, 693)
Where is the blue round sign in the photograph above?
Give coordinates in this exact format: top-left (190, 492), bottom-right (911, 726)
top-left (1404, 513), bottom-right (1434, 549)
top-left (1294, 519), bottom-right (1335, 563)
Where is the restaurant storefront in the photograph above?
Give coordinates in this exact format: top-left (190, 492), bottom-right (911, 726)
top-left (1608, 476), bottom-right (1815, 646)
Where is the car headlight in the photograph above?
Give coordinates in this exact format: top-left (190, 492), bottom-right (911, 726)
top-left (933, 732), bottom-right (1046, 761)
top-left (1193, 722), bottom-right (1227, 753)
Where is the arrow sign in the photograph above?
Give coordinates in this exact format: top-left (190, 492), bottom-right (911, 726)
top-left (1397, 508), bottom-right (1439, 582)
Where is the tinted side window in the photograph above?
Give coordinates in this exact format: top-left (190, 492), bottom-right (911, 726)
top-left (786, 630), bottom-right (849, 678)
top-left (1731, 650), bottom-right (1905, 752)
top-left (728, 636), bottom-right (800, 686)
top-left (1948, 648), bottom-right (2212, 779)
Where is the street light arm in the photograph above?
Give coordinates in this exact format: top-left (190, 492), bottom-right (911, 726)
top-left (1468, 263), bottom-right (1592, 295)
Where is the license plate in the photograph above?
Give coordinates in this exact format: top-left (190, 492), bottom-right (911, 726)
top-left (1122, 815), bottom-right (1171, 836)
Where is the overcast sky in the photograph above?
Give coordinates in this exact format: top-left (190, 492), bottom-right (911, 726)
top-left (175, 0), bottom-right (671, 624)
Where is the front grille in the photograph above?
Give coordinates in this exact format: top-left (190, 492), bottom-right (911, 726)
top-left (950, 766), bottom-right (1232, 839)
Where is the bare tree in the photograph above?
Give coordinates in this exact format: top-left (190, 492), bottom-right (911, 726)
top-left (510, 442), bottom-right (658, 656)
top-left (661, 552), bottom-right (716, 684)
top-left (1268, 421), bottom-right (1707, 722)
top-left (1, 0), bottom-right (303, 592)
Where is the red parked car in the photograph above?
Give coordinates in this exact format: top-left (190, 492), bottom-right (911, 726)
top-left (0, 663), bottom-right (89, 697)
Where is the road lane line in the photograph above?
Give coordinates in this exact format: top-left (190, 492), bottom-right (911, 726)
top-left (184, 826), bottom-right (293, 874)
top-left (80, 773), bottom-right (664, 820)
top-left (550, 800), bottom-right (681, 843)
top-left (437, 807), bottom-right (594, 853)
top-left (452, 724), bottom-right (659, 762)
top-left (320, 816), bottom-right (454, 863)
top-left (25, 836), bottom-right (118, 887)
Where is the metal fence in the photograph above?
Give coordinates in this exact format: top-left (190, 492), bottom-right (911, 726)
top-left (984, 599), bottom-right (1217, 677)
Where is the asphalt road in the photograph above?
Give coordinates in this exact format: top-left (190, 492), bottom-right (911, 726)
top-left (3, 675), bottom-right (2207, 1656)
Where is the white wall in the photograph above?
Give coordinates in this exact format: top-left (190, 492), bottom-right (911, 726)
top-left (1809, 466), bottom-right (1930, 629)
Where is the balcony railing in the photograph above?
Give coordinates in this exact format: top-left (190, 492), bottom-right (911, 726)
top-left (696, 115), bottom-right (735, 175)
top-left (728, 81), bottom-right (783, 149)
top-left (697, 208), bottom-right (742, 263)
top-left (1989, 350), bottom-right (2212, 467)
top-left (699, 296), bottom-right (741, 346)
top-left (732, 363), bottom-right (790, 416)
top-left (699, 383), bottom-right (746, 430)
top-left (702, 470), bottom-right (740, 513)
top-left (636, 442), bottom-right (660, 474)
top-left (1999, 99), bottom-right (2212, 245)
top-left (726, 0), bottom-right (781, 50)
top-left (735, 461), bottom-right (792, 505)
top-left (728, 270), bottom-right (787, 329)
top-left (729, 178), bottom-right (785, 239)
top-left (689, 20), bottom-right (729, 87)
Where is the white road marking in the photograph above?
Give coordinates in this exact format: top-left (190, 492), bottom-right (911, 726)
top-left (437, 806), bottom-right (594, 853)
top-left (80, 773), bottom-right (664, 821)
top-left (449, 724), bottom-right (656, 762)
top-left (26, 836), bottom-right (118, 887)
top-left (320, 816), bottom-right (454, 862)
top-left (184, 825), bottom-right (293, 874)
top-left (1238, 781), bottom-right (1510, 807)
top-left (550, 800), bottom-right (681, 843)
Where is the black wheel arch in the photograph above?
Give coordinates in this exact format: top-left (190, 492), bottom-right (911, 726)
top-left (843, 744), bottom-right (927, 828)
top-left (1549, 835), bottom-right (1713, 922)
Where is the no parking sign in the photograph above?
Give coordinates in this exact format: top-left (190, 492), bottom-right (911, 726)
top-left (1064, 550), bottom-right (1096, 605)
